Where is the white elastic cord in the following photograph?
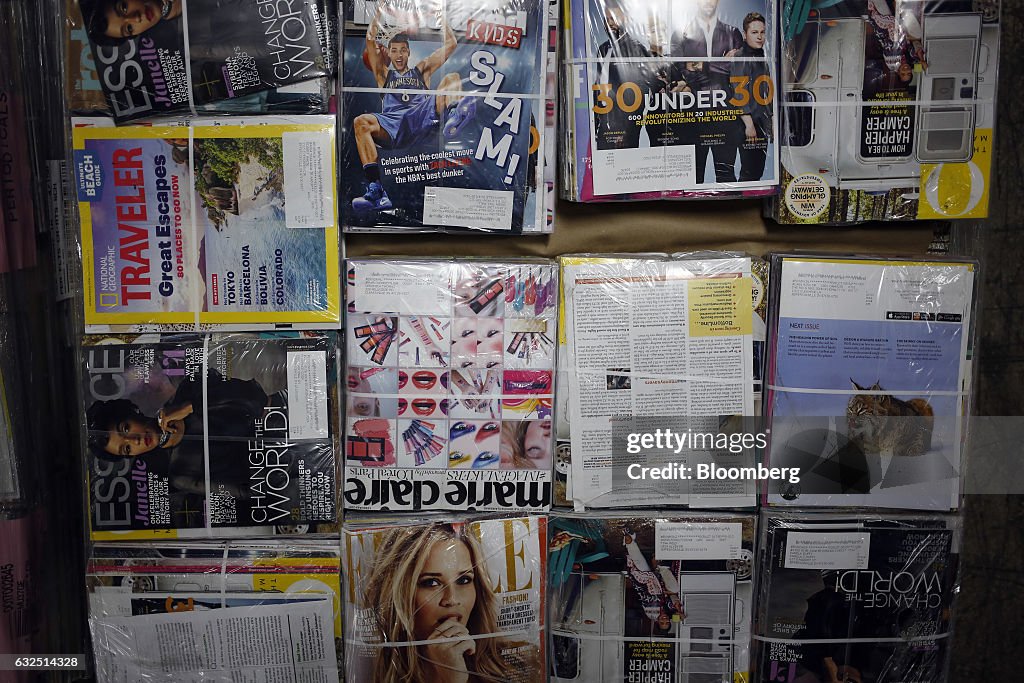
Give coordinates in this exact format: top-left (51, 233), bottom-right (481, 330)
top-left (567, 56), bottom-right (767, 63)
top-left (780, 98), bottom-right (996, 108)
top-left (345, 392), bottom-right (554, 401)
top-left (752, 632), bottom-right (951, 645)
top-left (343, 86), bottom-right (544, 100)
top-left (187, 124), bottom-right (201, 330)
top-left (180, 0), bottom-right (197, 116)
top-left (570, 369), bottom-right (753, 386)
top-left (202, 334), bottom-right (212, 533)
top-left (346, 626), bottom-right (542, 649)
top-left (767, 385), bottom-right (966, 396)
top-left (551, 630), bottom-right (744, 645)
top-left (219, 543), bottom-right (230, 608)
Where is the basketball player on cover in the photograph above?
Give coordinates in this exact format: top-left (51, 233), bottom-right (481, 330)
top-left (351, 5), bottom-right (477, 213)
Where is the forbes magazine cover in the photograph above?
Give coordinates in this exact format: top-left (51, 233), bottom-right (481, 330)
top-left (341, 0), bottom-right (549, 233)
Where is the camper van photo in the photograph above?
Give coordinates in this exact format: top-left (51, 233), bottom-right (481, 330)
top-left (773, 0), bottom-right (998, 223)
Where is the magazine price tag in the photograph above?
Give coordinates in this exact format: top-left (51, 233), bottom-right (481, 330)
top-left (784, 531), bottom-right (871, 570)
top-left (655, 522), bottom-right (742, 560)
top-left (283, 131), bottom-right (333, 229)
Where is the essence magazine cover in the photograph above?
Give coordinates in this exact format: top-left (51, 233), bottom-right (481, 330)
top-left (562, 0), bottom-right (779, 201)
top-left (769, 0), bottom-right (999, 224)
top-left (82, 332), bottom-right (338, 540)
top-left (64, 0), bottom-right (332, 116)
top-left (345, 258), bottom-right (556, 512)
top-left (343, 514), bottom-right (546, 683)
top-left (763, 256), bottom-right (976, 511)
top-left (341, 0), bottom-right (551, 233)
top-left (754, 511), bottom-right (960, 683)
top-left (71, 116), bottom-right (341, 331)
top-left (75, 0), bottom-right (334, 122)
top-left (549, 512), bottom-right (755, 683)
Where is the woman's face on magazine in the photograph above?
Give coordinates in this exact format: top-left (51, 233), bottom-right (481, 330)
top-left (105, 416), bottom-right (161, 457)
top-left (451, 318), bottom-right (478, 368)
top-left (103, 0), bottom-right (164, 39)
top-left (524, 420), bottom-right (552, 465)
top-left (413, 540), bottom-right (477, 640)
top-left (476, 319), bottom-right (503, 367)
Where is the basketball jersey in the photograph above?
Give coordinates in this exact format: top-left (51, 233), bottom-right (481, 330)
top-left (382, 67), bottom-right (429, 112)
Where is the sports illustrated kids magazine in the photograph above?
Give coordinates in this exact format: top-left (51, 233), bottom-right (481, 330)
top-left (341, 0), bottom-right (551, 233)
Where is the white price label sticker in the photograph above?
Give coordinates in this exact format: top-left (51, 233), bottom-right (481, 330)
top-left (283, 131), bottom-right (332, 228)
top-left (286, 351), bottom-right (329, 440)
top-left (655, 522), bottom-right (742, 560)
top-left (784, 531), bottom-right (871, 570)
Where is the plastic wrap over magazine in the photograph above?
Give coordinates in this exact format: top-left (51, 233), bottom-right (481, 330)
top-left (561, 254), bottom-right (757, 510)
top-left (90, 600), bottom-right (338, 682)
top-left (71, 116), bottom-right (341, 331)
top-left (75, 0), bottom-right (335, 122)
top-left (763, 255), bottom-right (976, 510)
top-left (82, 332), bottom-right (339, 540)
top-left (542, 0), bottom-right (559, 230)
top-left (754, 511), bottom-right (960, 683)
top-left (768, 0), bottom-right (999, 224)
top-left (0, 328), bottom-right (25, 506)
top-left (0, 513), bottom-right (40, 674)
top-left (87, 542), bottom-right (343, 663)
top-left (340, 0), bottom-right (552, 233)
top-left (0, 27), bottom-right (37, 274)
top-left (343, 514), bottom-right (546, 683)
top-left (560, 0), bottom-right (780, 201)
top-left (345, 258), bottom-right (557, 512)
top-left (550, 511), bottom-right (756, 683)
top-left (65, 0), bottom-right (333, 116)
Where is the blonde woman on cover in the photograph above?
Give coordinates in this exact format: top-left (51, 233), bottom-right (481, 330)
top-left (362, 524), bottom-right (531, 683)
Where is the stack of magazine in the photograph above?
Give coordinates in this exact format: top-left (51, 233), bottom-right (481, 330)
top-left (73, 0), bottom-right (335, 121)
top-left (71, 116), bottom-right (342, 332)
top-left (767, 0), bottom-right (1000, 224)
top-left (560, 253), bottom-right (757, 509)
top-left (88, 541), bottom-right (342, 680)
top-left (339, 0), bottom-right (554, 233)
top-left (345, 258), bottom-right (557, 512)
top-left (82, 332), bottom-right (339, 539)
top-left (763, 254), bottom-right (976, 511)
top-left (754, 511), bottom-right (960, 683)
top-left (343, 513), bottom-right (547, 683)
top-left (550, 511), bottom-right (757, 683)
top-left (560, 0), bottom-right (780, 201)
top-left (67, 0), bottom-right (347, 676)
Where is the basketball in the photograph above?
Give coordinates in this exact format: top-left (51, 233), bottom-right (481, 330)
top-left (362, 43), bottom-right (391, 69)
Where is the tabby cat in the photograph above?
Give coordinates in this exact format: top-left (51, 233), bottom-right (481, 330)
top-left (846, 379), bottom-right (934, 456)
